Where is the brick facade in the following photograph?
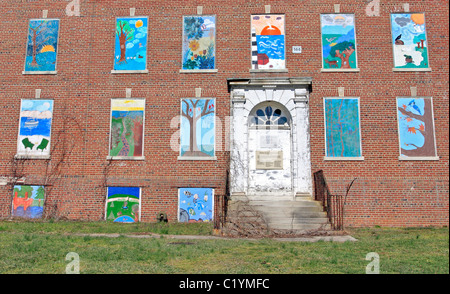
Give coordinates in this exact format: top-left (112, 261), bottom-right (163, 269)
top-left (0, 0), bottom-right (448, 227)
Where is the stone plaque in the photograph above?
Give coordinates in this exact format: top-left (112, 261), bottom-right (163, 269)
top-left (255, 150), bottom-right (283, 170)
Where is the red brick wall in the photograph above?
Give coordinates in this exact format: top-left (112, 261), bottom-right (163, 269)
top-left (0, 0), bottom-right (448, 227)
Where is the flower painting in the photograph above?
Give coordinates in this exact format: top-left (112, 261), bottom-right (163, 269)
top-left (182, 15), bottom-right (216, 70)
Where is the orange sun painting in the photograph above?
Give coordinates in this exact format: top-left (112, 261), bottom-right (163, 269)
top-left (261, 25), bottom-right (281, 35)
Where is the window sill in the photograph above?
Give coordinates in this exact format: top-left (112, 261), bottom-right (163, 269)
top-left (111, 70), bottom-right (149, 74)
top-left (22, 71), bottom-right (57, 75)
top-left (15, 154), bottom-right (51, 160)
top-left (179, 69), bottom-right (218, 73)
top-left (249, 69), bottom-right (288, 73)
top-left (177, 156), bottom-right (217, 161)
top-left (106, 156), bottom-right (145, 161)
top-left (398, 156), bottom-right (439, 161)
top-left (321, 68), bottom-right (360, 72)
top-left (392, 68), bottom-right (432, 72)
top-left (324, 156), bottom-right (364, 161)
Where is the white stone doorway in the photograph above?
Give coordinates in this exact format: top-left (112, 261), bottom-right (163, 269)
top-left (228, 78), bottom-right (313, 201)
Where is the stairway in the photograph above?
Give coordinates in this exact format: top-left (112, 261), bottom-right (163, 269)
top-left (225, 193), bottom-right (331, 236)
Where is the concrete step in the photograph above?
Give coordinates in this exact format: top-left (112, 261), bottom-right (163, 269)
top-left (266, 217), bottom-right (329, 225)
top-left (248, 200), bottom-right (322, 208)
top-left (268, 223), bottom-right (331, 231)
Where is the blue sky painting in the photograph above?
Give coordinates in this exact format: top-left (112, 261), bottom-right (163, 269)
top-left (114, 17), bottom-right (148, 71)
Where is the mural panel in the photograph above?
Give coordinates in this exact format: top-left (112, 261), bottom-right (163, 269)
top-left (110, 99), bottom-right (145, 157)
top-left (324, 98), bottom-right (362, 158)
top-left (24, 19), bottom-right (60, 73)
top-left (17, 99), bottom-right (53, 157)
top-left (251, 14), bottom-right (285, 70)
top-left (180, 98), bottom-right (215, 158)
top-left (182, 15), bottom-right (216, 70)
top-left (391, 13), bottom-right (429, 69)
top-left (397, 97), bottom-right (437, 158)
top-left (321, 14), bottom-right (358, 69)
top-left (114, 17), bottom-right (148, 71)
top-left (106, 187), bottom-right (141, 223)
top-left (11, 185), bottom-right (45, 219)
top-left (178, 188), bottom-right (214, 223)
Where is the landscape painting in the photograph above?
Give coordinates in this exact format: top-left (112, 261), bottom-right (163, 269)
top-left (251, 14), bottom-right (285, 70)
top-left (106, 187), bottom-right (140, 223)
top-left (178, 188), bottom-right (214, 223)
top-left (180, 98), bottom-right (215, 158)
top-left (182, 15), bottom-right (216, 70)
top-left (324, 98), bottom-right (362, 158)
top-left (321, 14), bottom-right (358, 69)
top-left (114, 17), bottom-right (148, 71)
top-left (11, 185), bottom-right (45, 219)
top-left (24, 19), bottom-right (60, 73)
top-left (110, 99), bottom-right (145, 157)
top-left (397, 97), bottom-right (437, 158)
top-left (17, 99), bottom-right (53, 157)
top-left (391, 13), bottom-right (429, 69)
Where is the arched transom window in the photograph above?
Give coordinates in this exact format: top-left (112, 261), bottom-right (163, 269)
top-left (248, 102), bottom-right (291, 129)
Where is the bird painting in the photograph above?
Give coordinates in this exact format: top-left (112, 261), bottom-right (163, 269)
top-left (408, 100), bottom-right (422, 115)
top-left (395, 34), bottom-right (404, 45)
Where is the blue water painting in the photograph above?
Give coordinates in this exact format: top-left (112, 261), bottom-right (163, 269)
top-left (256, 35), bottom-right (285, 61)
top-left (178, 188), bottom-right (214, 222)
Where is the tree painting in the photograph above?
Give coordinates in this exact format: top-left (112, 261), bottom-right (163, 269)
top-left (321, 14), bottom-right (358, 69)
top-left (182, 15), bottom-right (215, 70)
top-left (391, 13), bottom-right (429, 69)
top-left (110, 99), bottom-right (145, 157)
top-left (114, 17), bottom-right (148, 71)
top-left (178, 188), bottom-right (214, 223)
top-left (106, 187), bottom-right (140, 223)
top-left (397, 98), bottom-right (436, 157)
top-left (12, 185), bottom-right (45, 219)
top-left (24, 19), bottom-right (60, 72)
top-left (180, 99), bottom-right (215, 157)
top-left (324, 98), bottom-right (362, 157)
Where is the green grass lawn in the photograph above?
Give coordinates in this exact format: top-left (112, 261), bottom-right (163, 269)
top-left (0, 220), bottom-right (447, 274)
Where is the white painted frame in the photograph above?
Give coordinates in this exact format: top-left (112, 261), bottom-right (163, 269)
top-left (319, 13), bottom-right (360, 72)
top-left (178, 98), bottom-right (217, 161)
top-left (323, 97), bottom-right (364, 160)
top-left (111, 16), bottom-right (149, 74)
top-left (249, 13), bottom-right (288, 73)
top-left (179, 14), bottom-right (218, 73)
top-left (107, 98), bottom-right (146, 160)
top-left (177, 188), bottom-right (215, 222)
top-left (15, 98), bottom-right (54, 160)
top-left (22, 18), bottom-right (60, 75)
top-left (396, 96), bottom-right (439, 160)
top-left (390, 12), bottom-right (432, 72)
top-left (104, 186), bottom-right (142, 222)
